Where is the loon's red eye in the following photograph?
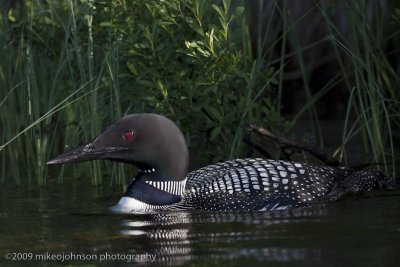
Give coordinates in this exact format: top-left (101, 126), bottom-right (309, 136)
top-left (123, 131), bottom-right (135, 141)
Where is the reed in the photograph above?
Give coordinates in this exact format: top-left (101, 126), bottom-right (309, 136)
top-left (245, 1), bottom-right (399, 177)
top-left (319, 1), bottom-right (399, 177)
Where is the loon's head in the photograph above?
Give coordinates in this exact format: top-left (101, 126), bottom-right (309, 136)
top-left (47, 113), bottom-right (189, 182)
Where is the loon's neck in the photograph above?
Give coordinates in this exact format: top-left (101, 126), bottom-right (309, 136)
top-left (113, 168), bottom-right (187, 213)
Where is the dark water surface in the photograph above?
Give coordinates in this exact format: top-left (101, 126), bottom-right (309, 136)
top-left (1, 180), bottom-right (400, 267)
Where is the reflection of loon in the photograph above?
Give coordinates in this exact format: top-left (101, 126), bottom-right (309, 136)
top-left (118, 209), bottom-right (331, 265)
top-left (47, 114), bottom-right (384, 213)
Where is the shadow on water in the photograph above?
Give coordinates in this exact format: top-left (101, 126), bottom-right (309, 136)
top-left (1, 180), bottom-right (400, 266)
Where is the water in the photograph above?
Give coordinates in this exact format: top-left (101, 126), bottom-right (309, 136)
top-left (1, 179), bottom-right (400, 267)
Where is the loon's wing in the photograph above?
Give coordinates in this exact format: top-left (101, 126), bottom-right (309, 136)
top-left (183, 158), bottom-right (341, 211)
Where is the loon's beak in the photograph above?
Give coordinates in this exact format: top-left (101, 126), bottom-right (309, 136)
top-left (46, 143), bottom-right (128, 165)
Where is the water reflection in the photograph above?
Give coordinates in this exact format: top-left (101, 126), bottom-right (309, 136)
top-left (118, 206), bottom-right (331, 265)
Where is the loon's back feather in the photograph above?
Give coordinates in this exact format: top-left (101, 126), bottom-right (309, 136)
top-left (179, 158), bottom-right (379, 211)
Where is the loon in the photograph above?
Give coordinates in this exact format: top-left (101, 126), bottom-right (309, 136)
top-left (47, 113), bottom-right (383, 213)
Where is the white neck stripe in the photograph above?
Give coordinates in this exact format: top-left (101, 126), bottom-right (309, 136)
top-left (137, 168), bottom-right (156, 174)
top-left (145, 179), bottom-right (187, 196)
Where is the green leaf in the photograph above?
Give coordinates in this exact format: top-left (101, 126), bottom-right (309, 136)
top-left (211, 4), bottom-right (224, 19)
top-left (207, 106), bottom-right (222, 121)
top-left (223, 0), bottom-right (230, 12)
top-left (138, 80), bottom-right (154, 87)
top-left (210, 126), bottom-right (221, 140)
top-left (185, 41), bottom-right (199, 48)
top-left (99, 22), bottom-right (113, 27)
top-left (126, 63), bottom-right (138, 76)
top-left (231, 6), bottom-right (244, 21)
top-left (186, 17), bottom-right (204, 36)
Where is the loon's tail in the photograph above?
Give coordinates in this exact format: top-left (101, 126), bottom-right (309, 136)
top-left (344, 169), bottom-right (389, 191)
top-left (327, 169), bottom-right (395, 200)
top-left (379, 174), bottom-right (399, 190)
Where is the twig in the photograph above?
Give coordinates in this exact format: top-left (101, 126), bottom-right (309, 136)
top-left (248, 123), bottom-right (342, 167)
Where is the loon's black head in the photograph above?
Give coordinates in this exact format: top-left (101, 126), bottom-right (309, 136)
top-left (47, 113), bottom-right (189, 181)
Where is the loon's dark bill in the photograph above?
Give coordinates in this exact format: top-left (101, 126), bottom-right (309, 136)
top-left (47, 143), bottom-right (128, 164)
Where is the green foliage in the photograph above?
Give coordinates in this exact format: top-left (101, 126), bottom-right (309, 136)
top-left (109, 0), bottom-right (278, 162)
top-left (0, 0), bottom-right (280, 186)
